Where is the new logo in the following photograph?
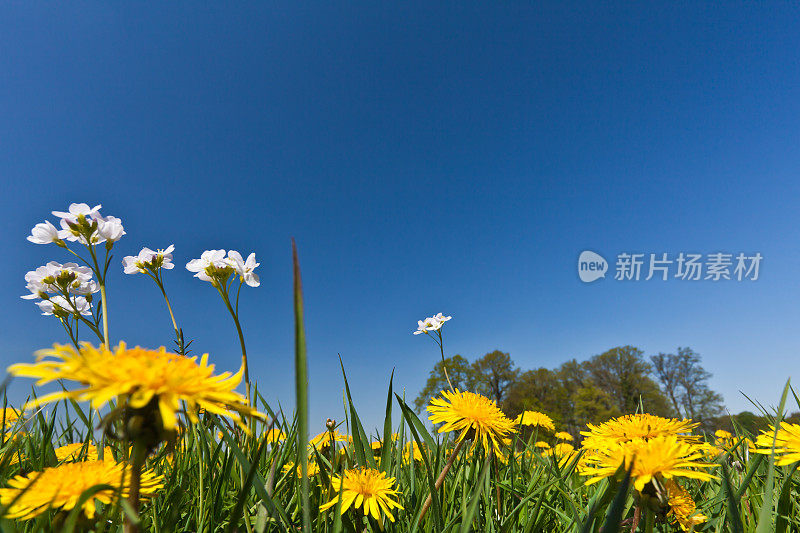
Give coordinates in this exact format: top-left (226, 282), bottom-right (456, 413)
top-left (578, 251), bottom-right (607, 283)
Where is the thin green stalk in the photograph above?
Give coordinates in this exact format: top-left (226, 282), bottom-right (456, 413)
top-left (218, 287), bottom-right (251, 404)
top-left (99, 283), bottom-right (110, 346)
top-left (419, 437), bottom-right (466, 521)
top-left (293, 240), bottom-right (311, 533)
top-left (643, 507), bottom-right (655, 533)
top-left (159, 284), bottom-right (180, 340)
top-left (124, 441), bottom-right (146, 533)
top-left (435, 331), bottom-right (454, 392)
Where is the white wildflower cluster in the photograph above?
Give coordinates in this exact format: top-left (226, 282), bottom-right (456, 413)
top-left (413, 313), bottom-right (452, 335)
top-left (186, 249), bottom-right (260, 287)
top-left (122, 245), bottom-right (175, 275)
top-left (28, 203), bottom-right (126, 247)
top-left (21, 262), bottom-right (98, 317)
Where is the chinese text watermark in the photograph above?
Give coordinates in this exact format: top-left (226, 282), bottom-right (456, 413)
top-left (578, 251), bottom-right (762, 283)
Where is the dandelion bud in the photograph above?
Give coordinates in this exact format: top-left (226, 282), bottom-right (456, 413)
top-left (326, 418), bottom-right (336, 430)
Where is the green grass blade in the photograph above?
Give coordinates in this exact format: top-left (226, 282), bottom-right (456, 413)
top-left (292, 239), bottom-right (312, 532)
top-left (379, 370), bottom-right (395, 474)
top-left (721, 462), bottom-right (745, 533)
top-left (225, 437), bottom-right (268, 533)
top-left (338, 357), bottom-right (376, 469)
top-left (459, 455), bottom-right (492, 533)
top-left (775, 462), bottom-right (799, 533)
top-left (755, 378), bottom-right (791, 533)
top-left (595, 462), bottom-right (632, 533)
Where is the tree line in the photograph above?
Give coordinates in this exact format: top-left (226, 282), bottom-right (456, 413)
top-left (414, 346), bottom-right (734, 434)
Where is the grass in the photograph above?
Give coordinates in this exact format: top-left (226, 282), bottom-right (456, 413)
top-left (2, 245), bottom-right (798, 532)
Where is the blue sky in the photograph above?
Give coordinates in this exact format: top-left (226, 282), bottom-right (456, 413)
top-left (1, 2), bottom-right (799, 432)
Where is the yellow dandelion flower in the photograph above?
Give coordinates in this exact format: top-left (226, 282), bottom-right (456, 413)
top-left (1, 408), bottom-right (20, 429)
top-left (8, 342), bottom-right (265, 432)
top-left (514, 411), bottom-right (555, 431)
top-left (534, 441), bottom-right (551, 449)
top-left (696, 441), bottom-right (725, 459)
top-left (8, 443), bottom-right (116, 467)
top-left (714, 429), bottom-right (732, 440)
top-left (664, 479), bottom-right (708, 531)
top-left (282, 461), bottom-right (320, 478)
top-left (580, 435), bottom-right (717, 492)
top-left (428, 390), bottom-right (516, 461)
top-left (581, 414), bottom-right (698, 449)
top-left (264, 428), bottom-right (286, 443)
top-left (543, 443), bottom-right (577, 468)
top-left (555, 431), bottom-right (574, 441)
top-left (54, 443), bottom-right (115, 462)
top-left (403, 441), bottom-right (423, 463)
top-left (0, 459), bottom-right (162, 520)
top-left (753, 422), bottom-right (800, 465)
top-left (320, 467), bottom-right (403, 522)
top-left (308, 429), bottom-right (349, 451)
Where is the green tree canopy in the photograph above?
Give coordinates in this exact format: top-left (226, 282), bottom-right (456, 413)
top-left (582, 345), bottom-right (671, 416)
top-left (413, 354), bottom-right (476, 412)
top-left (471, 350), bottom-right (519, 404)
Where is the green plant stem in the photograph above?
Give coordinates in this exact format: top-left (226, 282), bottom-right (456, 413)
top-left (59, 318), bottom-right (80, 350)
top-left (419, 437), bottom-right (466, 521)
top-left (159, 285), bottom-right (180, 340)
top-left (643, 506), bottom-right (655, 533)
top-left (99, 283), bottom-right (110, 346)
top-left (436, 331), bottom-right (454, 391)
top-left (218, 286), bottom-right (251, 404)
top-left (124, 441), bottom-right (146, 533)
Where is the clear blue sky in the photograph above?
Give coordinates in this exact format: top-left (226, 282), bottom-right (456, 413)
top-left (2, 2), bottom-right (799, 432)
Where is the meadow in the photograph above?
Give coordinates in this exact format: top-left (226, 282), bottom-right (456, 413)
top-left (1, 203), bottom-right (798, 532)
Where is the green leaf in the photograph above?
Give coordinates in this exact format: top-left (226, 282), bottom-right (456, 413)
top-left (292, 239), bottom-right (312, 532)
top-left (721, 462), bottom-right (745, 533)
top-left (459, 455), bottom-right (492, 533)
top-left (755, 378), bottom-right (791, 533)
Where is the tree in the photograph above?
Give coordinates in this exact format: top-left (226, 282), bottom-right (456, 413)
top-left (471, 350), bottom-right (519, 404)
top-left (574, 385), bottom-right (620, 426)
top-left (413, 355), bottom-right (476, 412)
top-left (583, 346), bottom-right (671, 416)
top-left (650, 347), bottom-right (724, 425)
top-left (650, 351), bottom-right (683, 415)
top-left (503, 367), bottom-right (559, 419)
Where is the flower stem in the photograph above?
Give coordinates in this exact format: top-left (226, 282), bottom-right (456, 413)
top-left (219, 288), bottom-right (251, 404)
top-left (419, 437), bottom-right (465, 521)
top-left (124, 441), bottom-right (146, 533)
top-left (436, 331), bottom-right (455, 391)
top-left (643, 506), bottom-right (655, 533)
top-left (99, 283), bottom-right (110, 346)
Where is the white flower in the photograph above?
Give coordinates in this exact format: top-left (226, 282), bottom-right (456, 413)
top-left (122, 255), bottom-right (143, 274)
top-left (186, 249), bottom-right (229, 282)
top-left (22, 262), bottom-right (97, 299)
top-left (69, 279), bottom-right (98, 295)
top-left (97, 216), bottom-right (125, 243)
top-left (51, 203), bottom-right (102, 222)
top-left (412, 313), bottom-right (452, 335)
top-left (123, 245), bottom-right (175, 274)
top-left (413, 319), bottom-right (431, 335)
top-left (51, 203), bottom-right (111, 245)
top-left (21, 281), bottom-right (48, 300)
top-left (26, 221), bottom-right (67, 245)
top-left (226, 250), bottom-right (260, 287)
top-left (432, 313), bottom-right (452, 326)
top-left (413, 317), bottom-right (440, 335)
top-left (36, 295), bottom-right (91, 316)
